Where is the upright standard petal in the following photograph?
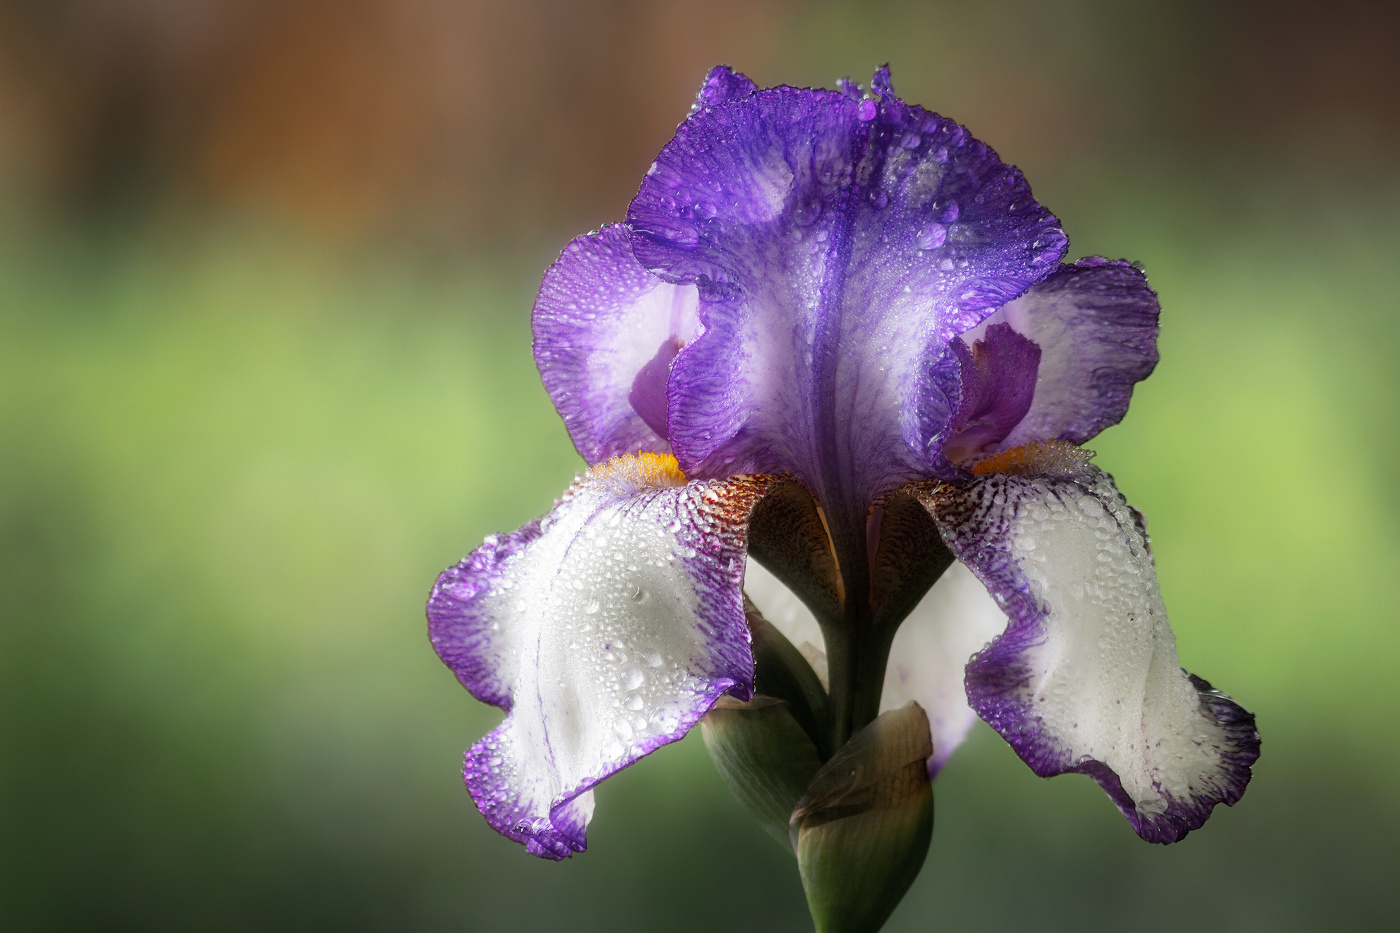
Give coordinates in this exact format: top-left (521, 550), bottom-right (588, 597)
top-left (960, 258), bottom-right (1160, 450)
top-left (880, 561), bottom-right (1007, 774)
top-left (912, 442), bottom-right (1258, 842)
top-left (533, 225), bottom-right (701, 463)
top-left (627, 69), bottom-right (1067, 529)
top-left (428, 453), bottom-right (771, 858)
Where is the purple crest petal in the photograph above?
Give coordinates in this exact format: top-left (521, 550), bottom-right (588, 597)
top-left (917, 450), bottom-right (1258, 843)
top-left (965, 257), bottom-right (1160, 449)
top-left (625, 68), bottom-right (1066, 531)
top-left (533, 225), bottom-right (701, 464)
top-left (940, 322), bottom-right (1042, 464)
top-left (627, 335), bottom-right (683, 439)
top-left (428, 454), bottom-right (772, 858)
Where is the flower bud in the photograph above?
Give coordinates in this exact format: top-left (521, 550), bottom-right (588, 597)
top-left (701, 695), bottom-right (823, 850)
top-left (789, 703), bottom-right (933, 933)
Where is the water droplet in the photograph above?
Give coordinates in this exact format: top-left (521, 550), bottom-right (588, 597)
top-left (869, 189), bottom-right (889, 209)
top-left (916, 223), bottom-right (947, 250)
top-left (625, 669), bottom-right (646, 691)
top-left (583, 598), bottom-right (600, 615)
top-left (900, 131), bottom-right (921, 149)
top-left (1030, 227), bottom-right (1066, 265)
top-left (932, 145), bottom-right (949, 163)
top-left (857, 99), bottom-right (878, 121)
top-left (931, 197), bottom-right (960, 222)
top-left (793, 197), bottom-right (823, 226)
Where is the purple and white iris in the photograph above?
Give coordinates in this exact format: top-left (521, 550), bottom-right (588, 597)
top-left (428, 66), bottom-right (1259, 862)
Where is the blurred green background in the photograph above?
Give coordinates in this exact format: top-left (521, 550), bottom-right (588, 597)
top-left (2, 1), bottom-right (1397, 930)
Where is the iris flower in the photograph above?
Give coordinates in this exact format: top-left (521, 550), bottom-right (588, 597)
top-left (428, 66), bottom-right (1258, 866)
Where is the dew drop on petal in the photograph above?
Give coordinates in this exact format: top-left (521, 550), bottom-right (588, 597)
top-left (793, 197), bottom-right (824, 226)
top-left (916, 223), bottom-right (947, 250)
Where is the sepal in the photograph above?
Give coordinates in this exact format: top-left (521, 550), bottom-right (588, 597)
top-left (790, 703), bottom-right (934, 933)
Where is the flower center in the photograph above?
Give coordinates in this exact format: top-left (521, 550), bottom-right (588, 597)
top-left (589, 451), bottom-right (688, 493)
top-left (969, 439), bottom-right (1093, 476)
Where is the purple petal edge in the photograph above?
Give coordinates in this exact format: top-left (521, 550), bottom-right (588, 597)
top-left (927, 466), bottom-right (1259, 844)
top-left (692, 65), bottom-right (758, 113)
top-left (428, 521), bottom-right (541, 711)
top-left (988, 257), bottom-right (1160, 449)
top-left (430, 467), bottom-right (771, 859)
top-left (533, 225), bottom-right (699, 463)
top-left (463, 672), bottom-right (747, 859)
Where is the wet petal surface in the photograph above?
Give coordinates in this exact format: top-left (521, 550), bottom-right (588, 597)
top-left (533, 225), bottom-right (701, 462)
top-left (428, 454), bottom-right (770, 857)
top-left (628, 69), bottom-right (1065, 530)
top-left (915, 446), bottom-right (1258, 842)
top-left (881, 561), bottom-right (1007, 774)
top-left (962, 258), bottom-right (1159, 450)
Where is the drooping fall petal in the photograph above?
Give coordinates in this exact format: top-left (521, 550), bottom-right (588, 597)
top-left (913, 444), bottom-right (1258, 842)
top-left (428, 454), bottom-right (771, 857)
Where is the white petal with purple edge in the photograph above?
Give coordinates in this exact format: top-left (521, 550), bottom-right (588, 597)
top-left (428, 454), bottom-right (770, 858)
top-left (880, 561), bottom-right (1007, 774)
top-left (918, 449), bottom-right (1258, 842)
top-left (533, 225), bottom-right (701, 463)
top-left (961, 258), bottom-right (1160, 449)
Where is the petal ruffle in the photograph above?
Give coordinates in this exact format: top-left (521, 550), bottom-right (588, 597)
top-left (961, 258), bottom-right (1160, 450)
top-left (428, 453), bottom-right (771, 858)
top-left (914, 447), bottom-right (1258, 842)
top-left (880, 561), bottom-right (1007, 775)
top-left (533, 225), bottom-right (701, 463)
top-left (691, 64), bottom-right (758, 113)
top-left (627, 69), bottom-right (1066, 527)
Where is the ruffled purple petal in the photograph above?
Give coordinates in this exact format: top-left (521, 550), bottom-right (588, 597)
top-left (916, 445), bottom-right (1258, 843)
top-left (428, 454), bottom-right (771, 858)
top-left (626, 68), bottom-right (1066, 530)
top-left (533, 225), bottom-right (701, 463)
top-left (963, 258), bottom-right (1160, 449)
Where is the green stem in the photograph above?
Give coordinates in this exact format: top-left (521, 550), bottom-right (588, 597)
top-left (820, 517), bottom-right (896, 754)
